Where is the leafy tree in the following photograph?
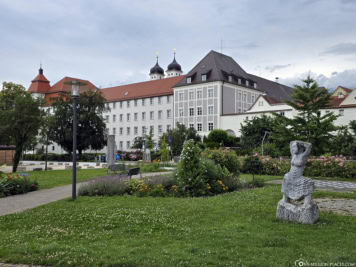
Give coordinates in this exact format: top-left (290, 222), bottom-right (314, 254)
top-left (329, 126), bottom-right (355, 156)
top-left (165, 123), bottom-right (201, 156)
top-left (159, 134), bottom-right (170, 163)
top-left (50, 89), bottom-right (107, 157)
top-left (145, 129), bottom-right (155, 150)
top-left (240, 115), bottom-right (276, 149)
top-left (131, 136), bottom-right (145, 150)
top-left (272, 76), bottom-right (338, 155)
top-left (0, 82), bottom-right (43, 172)
top-left (242, 155), bottom-right (263, 181)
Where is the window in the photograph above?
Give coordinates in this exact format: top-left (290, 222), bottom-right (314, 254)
top-left (279, 111), bottom-right (285, 116)
top-left (189, 108), bottom-right (194, 116)
top-left (238, 108), bottom-right (242, 113)
top-left (189, 91), bottom-right (194, 100)
top-left (259, 101), bottom-right (263, 106)
top-left (338, 92), bottom-right (344, 98)
top-left (150, 98), bottom-right (154, 105)
top-left (134, 127), bottom-right (138, 135)
top-left (246, 116), bottom-right (249, 120)
top-left (127, 113), bottom-right (130, 121)
top-left (119, 141), bottom-right (123, 149)
top-left (246, 80), bottom-right (249, 86)
top-left (119, 127), bottom-right (123, 135)
top-left (179, 108), bottom-right (184, 117)
top-left (158, 125), bottom-right (163, 134)
top-left (126, 141), bottom-right (130, 149)
top-left (106, 103), bottom-right (109, 109)
top-left (142, 126), bottom-right (146, 135)
top-left (127, 100), bottom-right (130, 108)
top-left (197, 123), bottom-right (202, 132)
top-left (197, 107), bottom-right (202, 116)
top-left (158, 110), bottom-right (163, 119)
top-left (208, 106), bottom-right (213, 115)
top-left (142, 112), bottom-right (146, 121)
top-left (158, 96), bottom-right (162, 104)
top-left (105, 115), bottom-right (109, 122)
top-left (243, 94), bottom-right (247, 102)
top-left (142, 99), bottom-right (145, 106)
top-left (113, 102), bottom-right (116, 109)
top-left (202, 74), bottom-right (207, 81)
top-left (150, 126), bottom-right (154, 134)
top-left (197, 90), bottom-right (203, 99)
top-left (105, 128), bottom-right (109, 135)
top-left (52, 146), bottom-right (55, 151)
top-left (134, 113), bottom-right (138, 121)
top-left (179, 92), bottom-right (184, 101)
top-left (208, 88), bottom-right (214, 98)
top-left (167, 109), bottom-right (171, 119)
top-left (254, 83), bottom-right (257, 89)
top-left (120, 114), bottom-right (123, 122)
top-left (187, 77), bottom-right (191, 84)
top-left (189, 123), bottom-right (194, 129)
top-left (339, 109), bottom-right (344, 116)
top-left (326, 110), bottom-right (330, 114)
top-left (167, 96), bottom-right (171, 103)
top-left (113, 128), bottom-right (116, 135)
top-left (208, 122), bottom-right (214, 131)
top-left (238, 92), bottom-right (242, 100)
top-left (167, 125), bottom-right (171, 131)
top-left (120, 101), bottom-right (123, 108)
top-left (113, 115), bottom-right (116, 122)
top-left (238, 78), bottom-right (241, 84)
top-left (127, 127), bottom-right (130, 135)
top-left (150, 111), bottom-right (154, 120)
top-left (228, 75), bottom-right (232, 82)
top-left (134, 100), bottom-right (138, 106)
top-left (252, 95), bottom-right (255, 103)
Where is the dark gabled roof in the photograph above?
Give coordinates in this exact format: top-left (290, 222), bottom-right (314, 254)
top-left (247, 74), bottom-right (294, 101)
top-left (174, 50), bottom-right (252, 87)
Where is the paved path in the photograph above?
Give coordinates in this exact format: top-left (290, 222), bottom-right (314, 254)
top-left (268, 179), bottom-right (356, 192)
top-left (0, 171), bottom-right (171, 216)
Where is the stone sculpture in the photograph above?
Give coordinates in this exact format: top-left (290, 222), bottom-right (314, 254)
top-left (276, 141), bottom-right (319, 224)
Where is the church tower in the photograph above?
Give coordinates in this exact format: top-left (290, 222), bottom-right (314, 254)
top-left (28, 65), bottom-right (51, 98)
top-left (166, 49), bottom-right (182, 77)
top-left (149, 53), bottom-right (165, 80)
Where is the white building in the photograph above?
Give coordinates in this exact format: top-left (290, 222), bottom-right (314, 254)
top-left (27, 51), bottom-right (356, 154)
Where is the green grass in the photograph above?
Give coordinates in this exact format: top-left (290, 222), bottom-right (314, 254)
top-left (0, 185), bottom-right (355, 266)
top-left (16, 169), bottom-right (108, 189)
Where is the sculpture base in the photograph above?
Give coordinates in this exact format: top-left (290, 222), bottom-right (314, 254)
top-left (276, 200), bottom-right (319, 224)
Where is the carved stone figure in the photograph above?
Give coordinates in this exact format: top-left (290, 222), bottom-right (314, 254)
top-left (276, 141), bottom-right (319, 224)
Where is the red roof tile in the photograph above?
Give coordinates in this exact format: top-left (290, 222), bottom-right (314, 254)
top-left (264, 95), bottom-right (282, 105)
top-left (338, 86), bottom-right (353, 94)
top-left (47, 76), bottom-right (98, 94)
top-left (101, 76), bottom-right (184, 102)
top-left (28, 74), bottom-right (50, 93)
top-left (329, 96), bottom-right (346, 107)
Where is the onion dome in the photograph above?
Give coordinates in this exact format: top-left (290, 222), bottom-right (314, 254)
top-left (167, 54), bottom-right (182, 72)
top-left (150, 57), bottom-right (164, 75)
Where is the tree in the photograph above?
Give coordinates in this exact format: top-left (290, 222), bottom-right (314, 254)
top-left (204, 129), bottom-right (239, 149)
top-left (330, 125), bottom-right (355, 156)
top-left (0, 82), bottom-right (43, 172)
top-left (131, 136), bottom-right (145, 150)
top-left (145, 129), bottom-right (155, 150)
top-left (240, 115), bottom-right (276, 149)
top-left (272, 76), bottom-right (338, 155)
top-left (50, 89), bottom-right (107, 157)
top-left (165, 123), bottom-right (201, 156)
top-left (159, 134), bottom-right (170, 163)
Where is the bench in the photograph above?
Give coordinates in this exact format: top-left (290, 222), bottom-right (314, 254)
top-left (107, 164), bottom-right (126, 174)
top-left (127, 167), bottom-right (140, 179)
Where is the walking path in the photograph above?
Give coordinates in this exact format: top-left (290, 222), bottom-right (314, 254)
top-left (268, 179), bottom-right (356, 192)
top-left (0, 171), bottom-right (171, 216)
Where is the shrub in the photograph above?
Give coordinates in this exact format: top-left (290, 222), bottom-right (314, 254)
top-left (139, 162), bottom-right (161, 172)
top-left (202, 149), bottom-right (241, 175)
top-left (255, 143), bottom-right (281, 158)
top-left (0, 173), bottom-right (38, 197)
top-left (79, 177), bottom-right (129, 196)
top-left (175, 140), bottom-right (206, 197)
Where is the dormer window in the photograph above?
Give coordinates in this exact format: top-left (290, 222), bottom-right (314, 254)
top-left (246, 80), bottom-right (249, 86)
top-left (187, 77), bottom-right (192, 84)
top-left (238, 78), bottom-right (241, 84)
top-left (202, 74), bottom-right (207, 81)
top-left (254, 83), bottom-right (257, 89)
top-left (228, 75), bottom-right (232, 82)
top-left (338, 92), bottom-right (344, 98)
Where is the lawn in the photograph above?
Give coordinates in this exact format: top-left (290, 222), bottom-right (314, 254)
top-left (16, 169), bottom-right (108, 189)
top-left (0, 185), bottom-right (355, 266)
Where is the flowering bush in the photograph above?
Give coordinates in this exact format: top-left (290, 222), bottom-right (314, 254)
top-left (0, 173), bottom-right (38, 197)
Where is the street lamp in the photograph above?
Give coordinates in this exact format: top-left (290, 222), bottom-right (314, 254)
top-left (64, 80), bottom-right (87, 200)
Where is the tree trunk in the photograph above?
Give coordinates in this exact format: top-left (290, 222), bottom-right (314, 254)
top-left (12, 146), bottom-right (23, 173)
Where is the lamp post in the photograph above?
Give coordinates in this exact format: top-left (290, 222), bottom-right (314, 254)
top-left (64, 80), bottom-right (87, 200)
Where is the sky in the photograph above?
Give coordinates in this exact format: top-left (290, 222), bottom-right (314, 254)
top-left (1, 0), bottom-right (355, 90)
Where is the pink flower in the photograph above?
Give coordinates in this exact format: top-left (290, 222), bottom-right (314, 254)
top-left (339, 162), bottom-right (344, 167)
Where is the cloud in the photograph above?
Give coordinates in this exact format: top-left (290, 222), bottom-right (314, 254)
top-left (265, 64), bottom-right (291, 73)
top-left (280, 69), bottom-right (356, 90)
top-left (321, 43), bottom-right (356, 56)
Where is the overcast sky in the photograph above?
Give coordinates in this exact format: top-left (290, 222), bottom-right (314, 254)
top-left (1, 0), bottom-right (355, 90)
